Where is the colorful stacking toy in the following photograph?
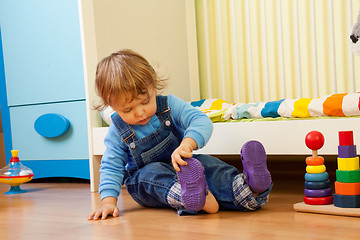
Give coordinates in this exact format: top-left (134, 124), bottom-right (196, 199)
top-left (334, 131), bottom-right (360, 208)
top-left (303, 131), bottom-right (333, 205)
top-left (0, 150), bottom-right (34, 194)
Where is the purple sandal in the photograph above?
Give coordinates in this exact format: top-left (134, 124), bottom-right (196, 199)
top-left (241, 140), bottom-right (272, 193)
top-left (176, 158), bottom-right (207, 211)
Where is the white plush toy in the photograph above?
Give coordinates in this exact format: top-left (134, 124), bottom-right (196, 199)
top-left (100, 106), bottom-right (115, 125)
top-left (350, 9), bottom-right (360, 56)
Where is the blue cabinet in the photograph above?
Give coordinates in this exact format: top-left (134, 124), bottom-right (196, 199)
top-left (1, 0), bottom-right (85, 106)
top-left (0, 0), bottom-right (89, 179)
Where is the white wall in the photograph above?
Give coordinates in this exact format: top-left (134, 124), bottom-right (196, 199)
top-left (80, 0), bottom-right (199, 191)
top-left (91, 0), bottom-right (199, 101)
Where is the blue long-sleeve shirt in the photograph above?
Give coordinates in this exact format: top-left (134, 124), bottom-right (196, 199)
top-left (99, 94), bottom-right (213, 200)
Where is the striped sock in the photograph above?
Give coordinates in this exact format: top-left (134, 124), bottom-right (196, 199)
top-left (232, 174), bottom-right (262, 211)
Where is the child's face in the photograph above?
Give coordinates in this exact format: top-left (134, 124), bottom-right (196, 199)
top-left (112, 89), bottom-right (157, 125)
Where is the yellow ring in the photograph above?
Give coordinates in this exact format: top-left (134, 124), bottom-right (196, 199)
top-left (306, 165), bottom-right (326, 174)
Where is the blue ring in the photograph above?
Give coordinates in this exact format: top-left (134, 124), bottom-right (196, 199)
top-left (304, 179), bottom-right (331, 189)
top-left (305, 172), bottom-right (329, 182)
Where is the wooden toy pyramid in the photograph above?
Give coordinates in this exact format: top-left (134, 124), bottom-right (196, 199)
top-left (294, 131), bottom-right (360, 217)
top-left (333, 131), bottom-right (360, 208)
top-left (303, 131), bottom-right (333, 205)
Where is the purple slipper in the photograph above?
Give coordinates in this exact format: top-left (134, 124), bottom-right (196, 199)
top-left (240, 140), bottom-right (272, 193)
top-left (176, 158), bottom-right (207, 212)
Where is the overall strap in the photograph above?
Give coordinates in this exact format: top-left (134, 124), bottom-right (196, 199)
top-left (111, 113), bottom-right (137, 146)
top-left (155, 95), bottom-right (171, 123)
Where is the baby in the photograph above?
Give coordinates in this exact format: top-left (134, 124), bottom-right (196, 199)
top-left (88, 49), bottom-right (272, 220)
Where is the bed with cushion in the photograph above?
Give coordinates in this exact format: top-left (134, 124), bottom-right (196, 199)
top-left (92, 92), bottom-right (360, 157)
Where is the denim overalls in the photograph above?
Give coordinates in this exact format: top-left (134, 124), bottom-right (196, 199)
top-left (111, 96), bottom-right (271, 212)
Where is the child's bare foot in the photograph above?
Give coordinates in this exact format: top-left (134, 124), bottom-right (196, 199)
top-left (202, 191), bottom-right (219, 214)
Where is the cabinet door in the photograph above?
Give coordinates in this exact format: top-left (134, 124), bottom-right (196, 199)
top-left (9, 101), bottom-right (89, 161)
top-left (0, 0), bottom-right (85, 106)
top-left (9, 100), bottom-right (89, 179)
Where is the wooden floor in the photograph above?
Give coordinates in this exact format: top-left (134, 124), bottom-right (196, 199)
top-left (0, 175), bottom-right (359, 240)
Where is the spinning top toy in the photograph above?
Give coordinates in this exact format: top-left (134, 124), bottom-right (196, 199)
top-left (0, 150), bottom-right (34, 194)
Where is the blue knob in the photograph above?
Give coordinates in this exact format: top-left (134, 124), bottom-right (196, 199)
top-left (34, 113), bottom-right (70, 138)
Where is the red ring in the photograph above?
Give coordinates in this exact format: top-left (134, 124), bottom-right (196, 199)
top-left (303, 195), bottom-right (333, 205)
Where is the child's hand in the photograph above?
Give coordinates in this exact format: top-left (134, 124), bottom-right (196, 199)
top-left (88, 197), bottom-right (119, 220)
top-left (88, 204), bottom-right (119, 220)
top-left (171, 137), bottom-right (198, 171)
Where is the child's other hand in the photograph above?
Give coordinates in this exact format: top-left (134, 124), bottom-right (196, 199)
top-left (171, 137), bottom-right (197, 171)
top-left (88, 197), bottom-right (119, 220)
top-left (88, 204), bottom-right (119, 220)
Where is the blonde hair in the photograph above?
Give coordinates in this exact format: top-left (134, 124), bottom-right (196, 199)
top-left (95, 49), bottom-right (166, 110)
